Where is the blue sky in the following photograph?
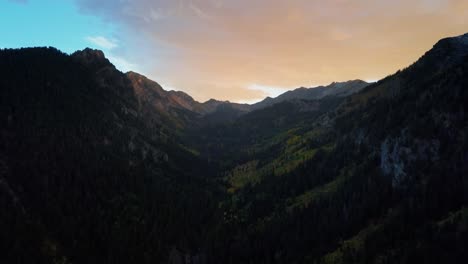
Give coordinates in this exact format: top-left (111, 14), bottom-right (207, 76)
top-left (2, 0), bottom-right (468, 103)
top-left (0, 0), bottom-right (138, 72)
top-left (1, 0), bottom-right (110, 52)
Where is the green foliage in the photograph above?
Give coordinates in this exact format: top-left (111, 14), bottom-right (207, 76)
top-left (2, 39), bottom-right (468, 264)
top-left (287, 171), bottom-right (347, 211)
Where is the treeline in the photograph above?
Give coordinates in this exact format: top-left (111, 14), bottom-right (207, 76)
top-left (0, 48), bottom-right (219, 263)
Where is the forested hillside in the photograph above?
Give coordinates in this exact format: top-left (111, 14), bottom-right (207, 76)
top-left (0, 47), bottom-right (219, 263)
top-left (201, 33), bottom-right (468, 263)
top-left (1, 33), bottom-right (468, 264)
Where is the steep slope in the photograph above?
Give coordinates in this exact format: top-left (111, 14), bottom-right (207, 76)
top-left (127, 71), bottom-right (198, 113)
top-left (187, 96), bottom-right (346, 169)
top-left (0, 47), bottom-right (218, 264)
top-left (1, 33), bottom-right (467, 264)
top-left (125, 71), bottom-right (199, 131)
top-left (126, 71), bottom-right (250, 125)
top-left (126, 71), bottom-right (367, 124)
top-left (203, 33), bottom-right (468, 263)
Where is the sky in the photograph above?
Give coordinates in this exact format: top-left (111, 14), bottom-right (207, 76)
top-left (2, 0), bottom-right (468, 103)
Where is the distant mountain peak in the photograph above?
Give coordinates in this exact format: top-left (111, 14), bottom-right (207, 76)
top-left (126, 71), bottom-right (158, 86)
top-left (329, 79), bottom-right (366, 86)
top-left (205, 98), bottom-right (220, 103)
top-left (168, 90), bottom-right (195, 101)
top-left (72, 48), bottom-right (112, 69)
top-left (125, 70), bottom-right (141, 76)
top-left (72, 48), bottom-right (106, 60)
top-left (80, 47), bottom-right (105, 57)
top-left (252, 79), bottom-right (369, 110)
top-left (126, 71), bottom-right (165, 92)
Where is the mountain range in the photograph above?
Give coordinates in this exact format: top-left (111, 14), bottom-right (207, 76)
top-left (1, 33), bottom-right (468, 264)
top-left (125, 57), bottom-right (370, 122)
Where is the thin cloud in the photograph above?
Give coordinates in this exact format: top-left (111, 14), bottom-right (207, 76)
top-left (86, 36), bottom-right (118, 50)
top-left (248, 84), bottom-right (290, 99)
top-left (107, 54), bottom-right (138, 73)
top-left (74, 0), bottom-right (468, 102)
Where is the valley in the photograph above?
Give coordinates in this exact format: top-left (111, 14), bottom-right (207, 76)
top-left (1, 33), bottom-right (468, 263)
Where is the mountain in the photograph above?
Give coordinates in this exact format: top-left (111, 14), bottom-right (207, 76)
top-left (201, 33), bottom-right (468, 263)
top-left (123, 71), bottom-right (370, 127)
top-left (127, 70), bottom-right (199, 113)
top-left (126, 72), bottom-right (368, 124)
top-left (126, 71), bottom-right (250, 125)
top-left (0, 47), bottom-right (218, 264)
top-left (74, 54), bottom-right (369, 126)
top-left (1, 33), bottom-right (468, 264)
top-left (251, 80), bottom-right (369, 110)
top-left (122, 69), bottom-right (369, 123)
top-left (127, 71), bottom-right (248, 115)
top-left (187, 95), bottom-right (348, 166)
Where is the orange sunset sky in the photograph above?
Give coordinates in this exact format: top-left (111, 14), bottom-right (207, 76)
top-left (5, 0), bottom-right (468, 103)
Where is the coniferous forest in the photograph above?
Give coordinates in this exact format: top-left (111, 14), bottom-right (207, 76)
top-left (1, 34), bottom-right (468, 263)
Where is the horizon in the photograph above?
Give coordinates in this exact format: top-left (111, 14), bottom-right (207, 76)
top-left (2, 1), bottom-right (468, 263)
top-left (0, 44), bottom-right (379, 104)
top-left (2, 0), bottom-right (468, 103)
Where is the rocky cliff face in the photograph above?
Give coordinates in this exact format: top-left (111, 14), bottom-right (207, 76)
top-left (194, 33), bottom-right (468, 263)
top-left (1, 33), bottom-right (468, 264)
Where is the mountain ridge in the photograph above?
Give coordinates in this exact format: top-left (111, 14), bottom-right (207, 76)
top-left (252, 79), bottom-right (369, 110)
top-left (72, 48), bottom-right (370, 116)
top-left (1, 33), bottom-right (468, 264)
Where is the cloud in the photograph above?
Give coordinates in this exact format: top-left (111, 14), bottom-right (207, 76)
top-left (86, 36), bottom-right (118, 50)
top-left (106, 54), bottom-right (138, 73)
top-left (74, 0), bottom-right (468, 102)
top-left (248, 84), bottom-right (290, 99)
top-left (83, 36), bottom-right (137, 73)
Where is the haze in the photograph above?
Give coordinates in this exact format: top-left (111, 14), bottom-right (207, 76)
top-left (3, 0), bottom-right (468, 103)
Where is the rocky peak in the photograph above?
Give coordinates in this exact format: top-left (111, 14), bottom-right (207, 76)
top-left (168, 90), bottom-right (195, 103)
top-left (413, 33), bottom-right (468, 72)
top-left (72, 48), bottom-right (113, 69)
top-left (126, 71), bottom-right (166, 100)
